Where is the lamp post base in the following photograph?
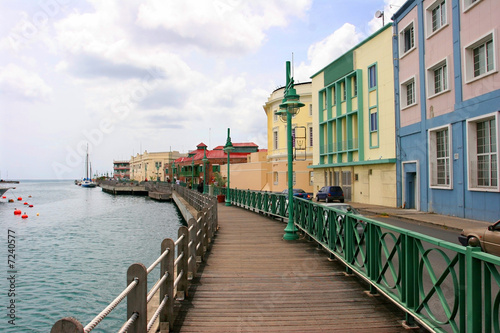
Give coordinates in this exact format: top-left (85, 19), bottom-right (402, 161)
top-left (225, 200), bottom-right (231, 206)
top-left (283, 222), bottom-right (299, 241)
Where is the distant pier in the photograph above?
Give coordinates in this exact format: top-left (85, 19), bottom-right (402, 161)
top-left (99, 180), bottom-right (172, 201)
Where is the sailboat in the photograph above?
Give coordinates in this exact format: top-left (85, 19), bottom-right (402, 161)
top-left (81, 145), bottom-right (97, 188)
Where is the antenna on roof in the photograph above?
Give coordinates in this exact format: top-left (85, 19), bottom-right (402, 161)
top-left (375, 10), bottom-right (384, 26)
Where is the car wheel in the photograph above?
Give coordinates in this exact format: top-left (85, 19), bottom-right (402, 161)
top-left (467, 237), bottom-right (480, 247)
top-left (340, 199), bottom-right (344, 203)
top-left (316, 196), bottom-right (320, 202)
top-left (326, 197), bottom-right (330, 203)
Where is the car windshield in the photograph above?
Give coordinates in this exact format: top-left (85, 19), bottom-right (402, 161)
top-left (293, 189), bottom-right (305, 193)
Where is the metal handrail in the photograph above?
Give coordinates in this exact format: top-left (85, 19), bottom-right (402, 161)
top-left (227, 187), bottom-right (500, 333)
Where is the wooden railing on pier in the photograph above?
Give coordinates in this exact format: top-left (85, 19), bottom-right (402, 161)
top-left (51, 188), bottom-right (217, 333)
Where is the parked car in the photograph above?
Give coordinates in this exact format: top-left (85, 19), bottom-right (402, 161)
top-left (458, 220), bottom-right (500, 256)
top-left (316, 186), bottom-right (344, 203)
top-left (281, 188), bottom-right (313, 200)
top-left (323, 203), bottom-right (365, 238)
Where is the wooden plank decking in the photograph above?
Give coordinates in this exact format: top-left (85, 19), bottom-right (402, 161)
top-left (172, 204), bottom-right (422, 333)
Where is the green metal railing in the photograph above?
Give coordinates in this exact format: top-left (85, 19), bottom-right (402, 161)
top-left (217, 187), bottom-right (500, 333)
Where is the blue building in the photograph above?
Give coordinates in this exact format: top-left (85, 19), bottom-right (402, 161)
top-left (392, 0), bottom-right (499, 222)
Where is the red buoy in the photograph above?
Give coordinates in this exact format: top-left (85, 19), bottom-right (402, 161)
top-left (14, 209), bottom-right (22, 215)
top-left (29, 204), bottom-right (34, 208)
top-left (17, 197), bottom-right (22, 201)
top-left (21, 213), bottom-right (28, 219)
top-left (2, 196), bottom-right (6, 199)
top-left (24, 202), bottom-right (29, 205)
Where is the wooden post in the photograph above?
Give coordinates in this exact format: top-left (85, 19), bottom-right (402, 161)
top-left (160, 238), bottom-right (174, 332)
top-left (50, 317), bottom-right (84, 333)
top-left (177, 227), bottom-right (189, 299)
top-left (202, 209), bottom-right (209, 253)
top-left (126, 263), bottom-right (147, 333)
top-left (188, 218), bottom-right (197, 279)
top-left (195, 213), bottom-right (204, 263)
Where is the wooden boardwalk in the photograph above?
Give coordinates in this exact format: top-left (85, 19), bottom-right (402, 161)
top-left (172, 204), bottom-right (421, 333)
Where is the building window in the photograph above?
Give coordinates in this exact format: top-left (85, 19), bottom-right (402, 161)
top-left (474, 40), bottom-right (494, 77)
top-left (309, 104), bottom-right (312, 116)
top-left (368, 65), bottom-right (377, 89)
top-left (353, 76), bottom-right (358, 96)
top-left (273, 109), bottom-right (278, 122)
top-left (309, 171), bottom-right (314, 186)
top-left (467, 112), bottom-right (499, 191)
top-left (331, 86), bottom-right (336, 105)
top-left (464, 31), bottom-right (496, 83)
top-left (341, 81), bottom-right (346, 101)
top-left (293, 171), bottom-right (296, 186)
top-left (309, 126), bottom-right (313, 147)
top-left (273, 130), bottom-right (278, 150)
top-left (429, 125), bottom-right (451, 188)
top-left (370, 112), bottom-right (378, 132)
top-left (322, 90), bottom-right (327, 109)
top-left (427, 59), bottom-right (449, 97)
top-left (273, 172), bottom-right (278, 185)
top-left (401, 76), bottom-right (417, 109)
top-left (463, 0), bottom-right (481, 12)
top-left (426, 0), bottom-right (447, 36)
top-left (400, 22), bottom-right (415, 56)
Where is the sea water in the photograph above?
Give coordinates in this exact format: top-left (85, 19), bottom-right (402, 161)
top-left (0, 180), bottom-right (184, 332)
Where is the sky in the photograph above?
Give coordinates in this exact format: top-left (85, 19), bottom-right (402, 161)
top-left (0, 0), bottom-right (407, 180)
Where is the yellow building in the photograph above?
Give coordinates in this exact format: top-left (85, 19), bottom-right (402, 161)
top-left (220, 150), bottom-right (271, 191)
top-left (130, 150), bottom-right (185, 182)
top-left (263, 82), bottom-right (313, 193)
top-left (310, 24), bottom-right (396, 206)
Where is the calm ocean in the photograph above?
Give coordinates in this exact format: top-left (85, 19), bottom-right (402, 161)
top-left (0, 180), bottom-right (184, 332)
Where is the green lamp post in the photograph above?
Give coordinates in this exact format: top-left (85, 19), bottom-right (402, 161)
top-left (276, 61), bottom-right (305, 241)
top-left (172, 161), bottom-right (176, 182)
top-left (191, 156), bottom-right (194, 189)
top-left (223, 128), bottom-right (234, 206)
top-left (203, 146), bottom-right (208, 194)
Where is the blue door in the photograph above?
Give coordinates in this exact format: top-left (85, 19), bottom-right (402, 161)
top-left (406, 172), bottom-right (416, 209)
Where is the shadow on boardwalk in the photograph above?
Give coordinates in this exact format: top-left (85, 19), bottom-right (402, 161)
top-left (172, 205), bottom-right (426, 333)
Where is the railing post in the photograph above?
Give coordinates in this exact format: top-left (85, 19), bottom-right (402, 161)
top-left (403, 234), bottom-right (418, 327)
top-left (466, 246), bottom-right (482, 332)
top-left (196, 212), bottom-right (204, 262)
top-left (188, 217), bottom-right (197, 279)
top-left (50, 317), bottom-right (84, 333)
top-left (177, 226), bottom-right (189, 299)
top-left (202, 209), bottom-right (209, 253)
top-left (126, 263), bottom-right (147, 333)
top-left (160, 238), bottom-right (174, 332)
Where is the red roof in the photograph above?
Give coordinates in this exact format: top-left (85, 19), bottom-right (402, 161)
top-left (174, 142), bottom-right (259, 164)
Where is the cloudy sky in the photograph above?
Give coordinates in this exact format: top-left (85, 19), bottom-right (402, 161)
top-left (0, 0), bottom-right (406, 180)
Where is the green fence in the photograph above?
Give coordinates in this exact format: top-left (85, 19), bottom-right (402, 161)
top-left (217, 187), bottom-right (500, 333)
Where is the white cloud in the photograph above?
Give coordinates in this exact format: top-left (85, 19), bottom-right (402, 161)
top-left (0, 63), bottom-right (52, 102)
top-left (294, 23), bottom-right (364, 82)
top-left (136, 0), bottom-right (311, 54)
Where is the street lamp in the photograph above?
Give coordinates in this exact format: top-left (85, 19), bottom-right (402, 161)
top-left (172, 161), bottom-right (176, 182)
top-left (203, 146), bottom-right (208, 194)
top-left (276, 61), bottom-right (305, 241)
top-left (191, 156), bottom-right (194, 189)
top-left (223, 128), bottom-right (234, 206)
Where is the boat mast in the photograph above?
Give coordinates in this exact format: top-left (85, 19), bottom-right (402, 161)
top-left (86, 144), bottom-right (89, 180)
